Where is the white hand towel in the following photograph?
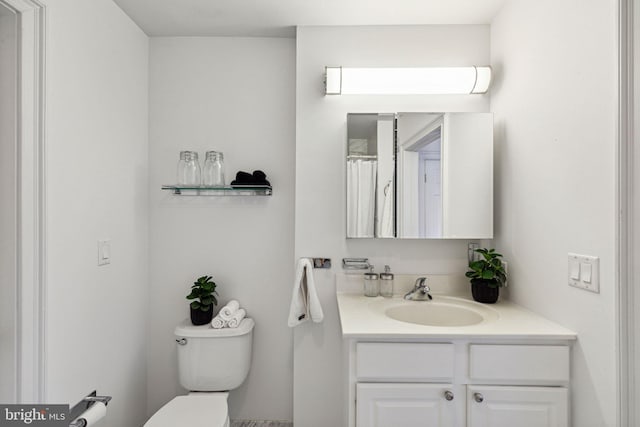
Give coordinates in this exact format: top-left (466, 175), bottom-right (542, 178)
top-left (288, 258), bottom-right (324, 327)
top-left (211, 315), bottom-right (227, 329)
top-left (227, 308), bottom-right (246, 328)
top-left (219, 300), bottom-right (240, 321)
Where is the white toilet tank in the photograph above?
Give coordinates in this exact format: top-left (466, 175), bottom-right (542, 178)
top-left (174, 318), bottom-right (254, 391)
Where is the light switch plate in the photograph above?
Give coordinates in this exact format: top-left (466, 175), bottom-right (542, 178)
top-left (98, 239), bottom-right (111, 266)
top-left (568, 253), bottom-right (599, 293)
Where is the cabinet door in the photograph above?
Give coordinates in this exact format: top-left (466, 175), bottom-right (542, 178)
top-left (468, 386), bottom-right (568, 427)
top-left (357, 383), bottom-right (458, 427)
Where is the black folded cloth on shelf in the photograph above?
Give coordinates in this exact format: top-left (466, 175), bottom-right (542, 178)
top-left (230, 170), bottom-right (271, 187)
top-left (251, 170), bottom-right (270, 186)
top-left (234, 171), bottom-right (254, 183)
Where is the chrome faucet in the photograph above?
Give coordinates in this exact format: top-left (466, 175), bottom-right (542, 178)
top-left (404, 277), bottom-right (433, 301)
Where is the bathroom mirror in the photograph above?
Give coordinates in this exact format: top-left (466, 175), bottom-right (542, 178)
top-left (346, 112), bottom-right (493, 239)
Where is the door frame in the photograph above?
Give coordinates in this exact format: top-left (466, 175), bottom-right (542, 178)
top-left (0, 0), bottom-right (47, 404)
top-left (618, 0), bottom-right (634, 426)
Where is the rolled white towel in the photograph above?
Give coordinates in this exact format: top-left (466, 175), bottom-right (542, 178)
top-left (227, 309), bottom-right (246, 328)
top-left (219, 300), bottom-right (240, 321)
top-left (211, 315), bottom-right (227, 329)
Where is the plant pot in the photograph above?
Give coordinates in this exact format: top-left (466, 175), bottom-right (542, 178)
top-left (471, 279), bottom-right (500, 304)
top-left (190, 306), bottom-right (214, 325)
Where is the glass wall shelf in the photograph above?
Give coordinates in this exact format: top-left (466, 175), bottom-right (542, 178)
top-left (161, 184), bottom-right (272, 196)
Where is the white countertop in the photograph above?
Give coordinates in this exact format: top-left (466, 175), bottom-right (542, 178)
top-left (336, 292), bottom-right (577, 341)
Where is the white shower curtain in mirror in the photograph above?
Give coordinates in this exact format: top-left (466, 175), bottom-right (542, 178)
top-left (347, 159), bottom-right (377, 238)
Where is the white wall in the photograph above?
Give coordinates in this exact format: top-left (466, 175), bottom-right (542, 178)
top-left (295, 25), bottom-right (490, 427)
top-left (43, 1), bottom-right (149, 427)
top-left (147, 37), bottom-right (295, 422)
top-left (490, 2), bottom-right (617, 426)
top-left (0, 6), bottom-right (17, 404)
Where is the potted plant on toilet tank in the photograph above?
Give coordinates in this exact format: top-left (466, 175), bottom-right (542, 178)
top-left (186, 275), bottom-right (218, 325)
top-left (466, 248), bottom-right (507, 304)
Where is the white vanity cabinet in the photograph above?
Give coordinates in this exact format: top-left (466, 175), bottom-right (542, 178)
top-left (467, 385), bottom-right (568, 427)
top-left (348, 341), bottom-right (571, 427)
top-left (355, 342), bottom-right (459, 426)
top-left (357, 383), bottom-right (458, 427)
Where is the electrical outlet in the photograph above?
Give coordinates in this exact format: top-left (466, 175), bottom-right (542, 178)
top-left (502, 261), bottom-right (508, 287)
top-left (468, 242), bottom-right (480, 265)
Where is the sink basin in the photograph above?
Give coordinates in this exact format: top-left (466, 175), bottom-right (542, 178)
top-left (372, 297), bottom-right (499, 327)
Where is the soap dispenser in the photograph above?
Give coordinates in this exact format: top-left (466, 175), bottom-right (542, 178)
top-left (380, 265), bottom-right (394, 298)
top-left (363, 266), bottom-right (379, 297)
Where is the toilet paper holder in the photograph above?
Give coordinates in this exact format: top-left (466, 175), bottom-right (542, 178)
top-left (69, 390), bottom-right (112, 427)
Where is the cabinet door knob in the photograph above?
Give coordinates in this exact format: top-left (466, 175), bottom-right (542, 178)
top-left (473, 392), bottom-right (484, 403)
top-left (444, 390), bottom-right (454, 401)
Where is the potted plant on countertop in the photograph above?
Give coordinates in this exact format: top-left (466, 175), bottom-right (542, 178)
top-left (186, 275), bottom-right (218, 325)
top-left (466, 248), bottom-right (507, 304)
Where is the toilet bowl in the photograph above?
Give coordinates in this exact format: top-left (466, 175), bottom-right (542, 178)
top-left (144, 318), bottom-right (254, 427)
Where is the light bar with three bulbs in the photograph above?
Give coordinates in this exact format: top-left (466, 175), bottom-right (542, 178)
top-left (324, 66), bottom-right (492, 95)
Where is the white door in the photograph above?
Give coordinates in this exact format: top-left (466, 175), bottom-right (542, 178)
top-left (357, 383), bottom-right (458, 427)
top-left (467, 386), bottom-right (568, 427)
top-left (422, 158), bottom-right (442, 238)
top-left (0, 2), bottom-right (18, 403)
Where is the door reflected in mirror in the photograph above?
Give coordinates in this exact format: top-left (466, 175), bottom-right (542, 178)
top-left (346, 112), bottom-right (493, 239)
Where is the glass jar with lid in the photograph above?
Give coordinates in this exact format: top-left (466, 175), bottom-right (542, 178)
top-left (183, 151), bottom-right (201, 186)
top-left (379, 265), bottom-right (394, 298)
top-left (203, 151), bottom-right (225, 187)
top-left (177, 150), bottom-right (190, 185)
top-left (363, 266), bottom-right (380, 297)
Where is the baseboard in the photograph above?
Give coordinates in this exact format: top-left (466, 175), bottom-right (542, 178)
top-left (230, 421), bottom-right (293, 427)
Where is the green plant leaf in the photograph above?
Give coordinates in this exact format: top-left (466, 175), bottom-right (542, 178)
top-left (467, 247), bottom-right (507, 287)
top-left (200, 304), bottom-right (211, 312)
top-left (481, 270), bottom-right (495, 280)
top-left (190, 301), bottom-right (200, 310)
top-left (186, 274), bottom-right (218, 302)
top-left (469, 261), bottom-right (484, 270)
top-left (496, 272), bottom-right (507, 284)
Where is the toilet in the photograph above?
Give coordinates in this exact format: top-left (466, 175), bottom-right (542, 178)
top-left (144, 317), bottom-right (255, 427)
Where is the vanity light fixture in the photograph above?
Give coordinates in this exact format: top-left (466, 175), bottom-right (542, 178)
top-left (324, 66), bottom-right (492, 95)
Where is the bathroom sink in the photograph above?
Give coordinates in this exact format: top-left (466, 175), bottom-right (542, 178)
top-left (372, 297), bottom-right (499, 327)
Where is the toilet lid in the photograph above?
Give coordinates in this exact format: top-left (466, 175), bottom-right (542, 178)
top-left (145, 395), bottom-right (228, 427)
